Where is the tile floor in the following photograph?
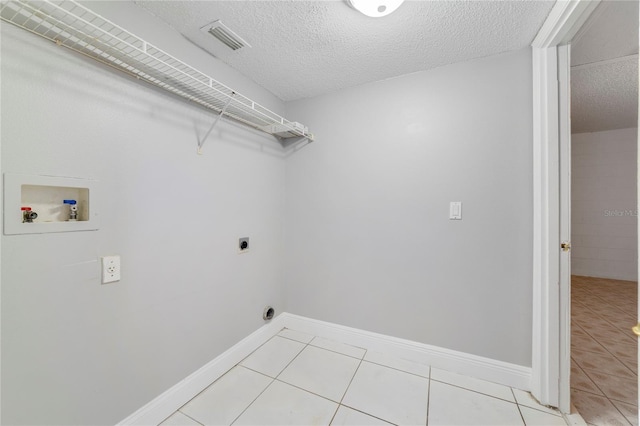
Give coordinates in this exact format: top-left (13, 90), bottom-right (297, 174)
top-left (571, 275), bottom-right (638, 426)
top-left (159, 328), bottom-right (568, 425)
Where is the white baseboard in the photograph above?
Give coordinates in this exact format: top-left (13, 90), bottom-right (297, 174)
top-left (117, 314), bottom-right (287, 426)
top-left (280, 313), bottom-right (531, 391)
top-left (119, 312), bottom-right (532, 425)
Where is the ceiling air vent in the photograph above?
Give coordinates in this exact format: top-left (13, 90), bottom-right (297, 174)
top-left (200, 20), bottom-right (251, 51)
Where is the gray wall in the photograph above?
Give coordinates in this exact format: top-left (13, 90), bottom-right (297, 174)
top-left (284, 49), bottom-right (534, 367)
top-left (1, 3), bottom-right (287, 425)
top-left (572, 128), bottom-right (638, 281)
top-left (2, 2), bottom-right (537, 422)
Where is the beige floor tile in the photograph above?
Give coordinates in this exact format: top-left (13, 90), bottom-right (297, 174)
top-left (617, 356), bottom-right (638, 373)
top-left (597, 339), bottom-right (637, 362)
top-left (571, 275), bottom-right (638, 426)
top-left (571, 362), bottom-right (603, 396)
top-left (584, 370), bottom-right (638, 406)
top-left (610, 400), bottom-right (639, 426)
top-left (586, 326), bottom-right (632, 343)
top-left (570, 389), bottom-right (632, 426)
top-left (571, 333), bottom-right (609, 355)
top-left (572, 351), bottom-right (635, 378)
top-left (572, 325), bottom-right (589, 337)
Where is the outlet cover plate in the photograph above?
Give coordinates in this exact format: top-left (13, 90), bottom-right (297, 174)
top-left (102, 255), bottom-right (121, 284)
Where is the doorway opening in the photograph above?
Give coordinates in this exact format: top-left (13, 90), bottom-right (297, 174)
top-left (567, 1), bottom-right (639, 423)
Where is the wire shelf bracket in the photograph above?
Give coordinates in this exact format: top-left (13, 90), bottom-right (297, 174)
top-left (198, 92), bottom-right (234, 155)
top-left (0, 0), bottom-right (314, 149)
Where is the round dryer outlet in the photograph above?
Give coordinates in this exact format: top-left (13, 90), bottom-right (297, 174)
top-left (263, 306), bottom-right (275, 321)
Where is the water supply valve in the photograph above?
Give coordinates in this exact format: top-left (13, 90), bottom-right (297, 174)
top-left (21, 207), bottom-right (37, 223)
top-left (63, 200), bottom-right (78, 221)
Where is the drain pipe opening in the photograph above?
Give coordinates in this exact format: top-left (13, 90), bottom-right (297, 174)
top-left (263, 306), bottom-right (275, 321)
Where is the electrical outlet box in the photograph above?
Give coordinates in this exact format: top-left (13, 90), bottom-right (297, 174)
top-left (102, 255), bottom-right (121, 284)
top-left (239, 237), bottom-right (249, 253)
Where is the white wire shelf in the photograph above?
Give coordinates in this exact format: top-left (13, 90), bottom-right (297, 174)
top-left (0, 0), bottom-right (314, 142)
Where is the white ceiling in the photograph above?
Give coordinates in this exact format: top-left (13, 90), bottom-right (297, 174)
top-left (135, 0), bottom-right (555, 102)
top-left (571, 0), bottom-right (639, 133)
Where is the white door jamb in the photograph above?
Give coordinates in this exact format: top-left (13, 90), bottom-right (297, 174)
top-left (530, 0), bottom-right (600, 410)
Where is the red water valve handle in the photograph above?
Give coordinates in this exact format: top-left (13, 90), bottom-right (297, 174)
top-left (21, 207), bottom-right (32, 211)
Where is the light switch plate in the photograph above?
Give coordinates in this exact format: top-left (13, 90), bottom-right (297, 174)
top-left (449, 202), bottom-right (462, 220)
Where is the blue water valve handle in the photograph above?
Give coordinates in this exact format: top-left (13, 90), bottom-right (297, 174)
top-left (64, 199), bottom-right (78, 221)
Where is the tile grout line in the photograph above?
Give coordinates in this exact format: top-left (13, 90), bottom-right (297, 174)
top-left (574, 293), bottom-right (638, 385)
top-left (572, 314), bottom-right (638, 376)
top-left (268, 332), bottom-right (377, 422)
top-left (511, 387), bottom-right (528, 426)
top-left (425, 366), bottom-right (431, 426)
top-left (362, 358), bottom-right (431, 380)
top-left (576, 323), bottom-right (638, 358)
top-left (336, 350), bottom-right (365, 405)
top-left (336, 405), bottom-right (399, 426)
top-left (175, 410), bottom-right (205, 426)
top-left (327, 348), bottom-right (366, 426)
top-left (270, 378), bottom-right (339, 405)
top-left (569, 359), bottom-right (606, 398)
top-left (228, 376), bottom-right (277, 426)
top-left (308, 343), bottom-right (367, 360)
top-left (284, 330), bottom-right (430, 380)
top-left (229, 331), bottom-right (311, 426)
top-left (271, 338), bottom-right (396, 425)
top-left (430, 379), bottom-right (521, 406)
top-left (331, 346), bottom-right (414, 426)
top-left (510, 387), bottom-right (564, 419)
top-left (168, 333), bottom-right (288, 426)
top-left (575, 320), bottom-right (637, 347)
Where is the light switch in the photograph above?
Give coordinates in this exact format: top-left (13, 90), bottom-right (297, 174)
top-left (449, 202), bottom-right (462, 220)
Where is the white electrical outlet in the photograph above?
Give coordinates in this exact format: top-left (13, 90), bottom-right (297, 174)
top-left (102, 255), bottom-right (121, 284)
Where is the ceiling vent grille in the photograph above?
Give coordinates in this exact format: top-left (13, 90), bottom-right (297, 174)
top-left (201, 20), bottom-right (251, 51)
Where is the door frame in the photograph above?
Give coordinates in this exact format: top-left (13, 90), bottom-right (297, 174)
top-left (530, 0), bottom-right (601, 411)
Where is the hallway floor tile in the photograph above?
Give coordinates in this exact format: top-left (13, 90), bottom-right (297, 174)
top-left (572, 275), bottom-right (638, 426)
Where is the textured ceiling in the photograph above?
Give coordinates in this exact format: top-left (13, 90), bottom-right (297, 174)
top-left (571, 0), bottom-right (638, 67)
top-left (571, 58), bottom-right (638, 133)
top-left (135, 0), bottom-right (555, 101)
top-left (570, 0), bottom-right (638, 133)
